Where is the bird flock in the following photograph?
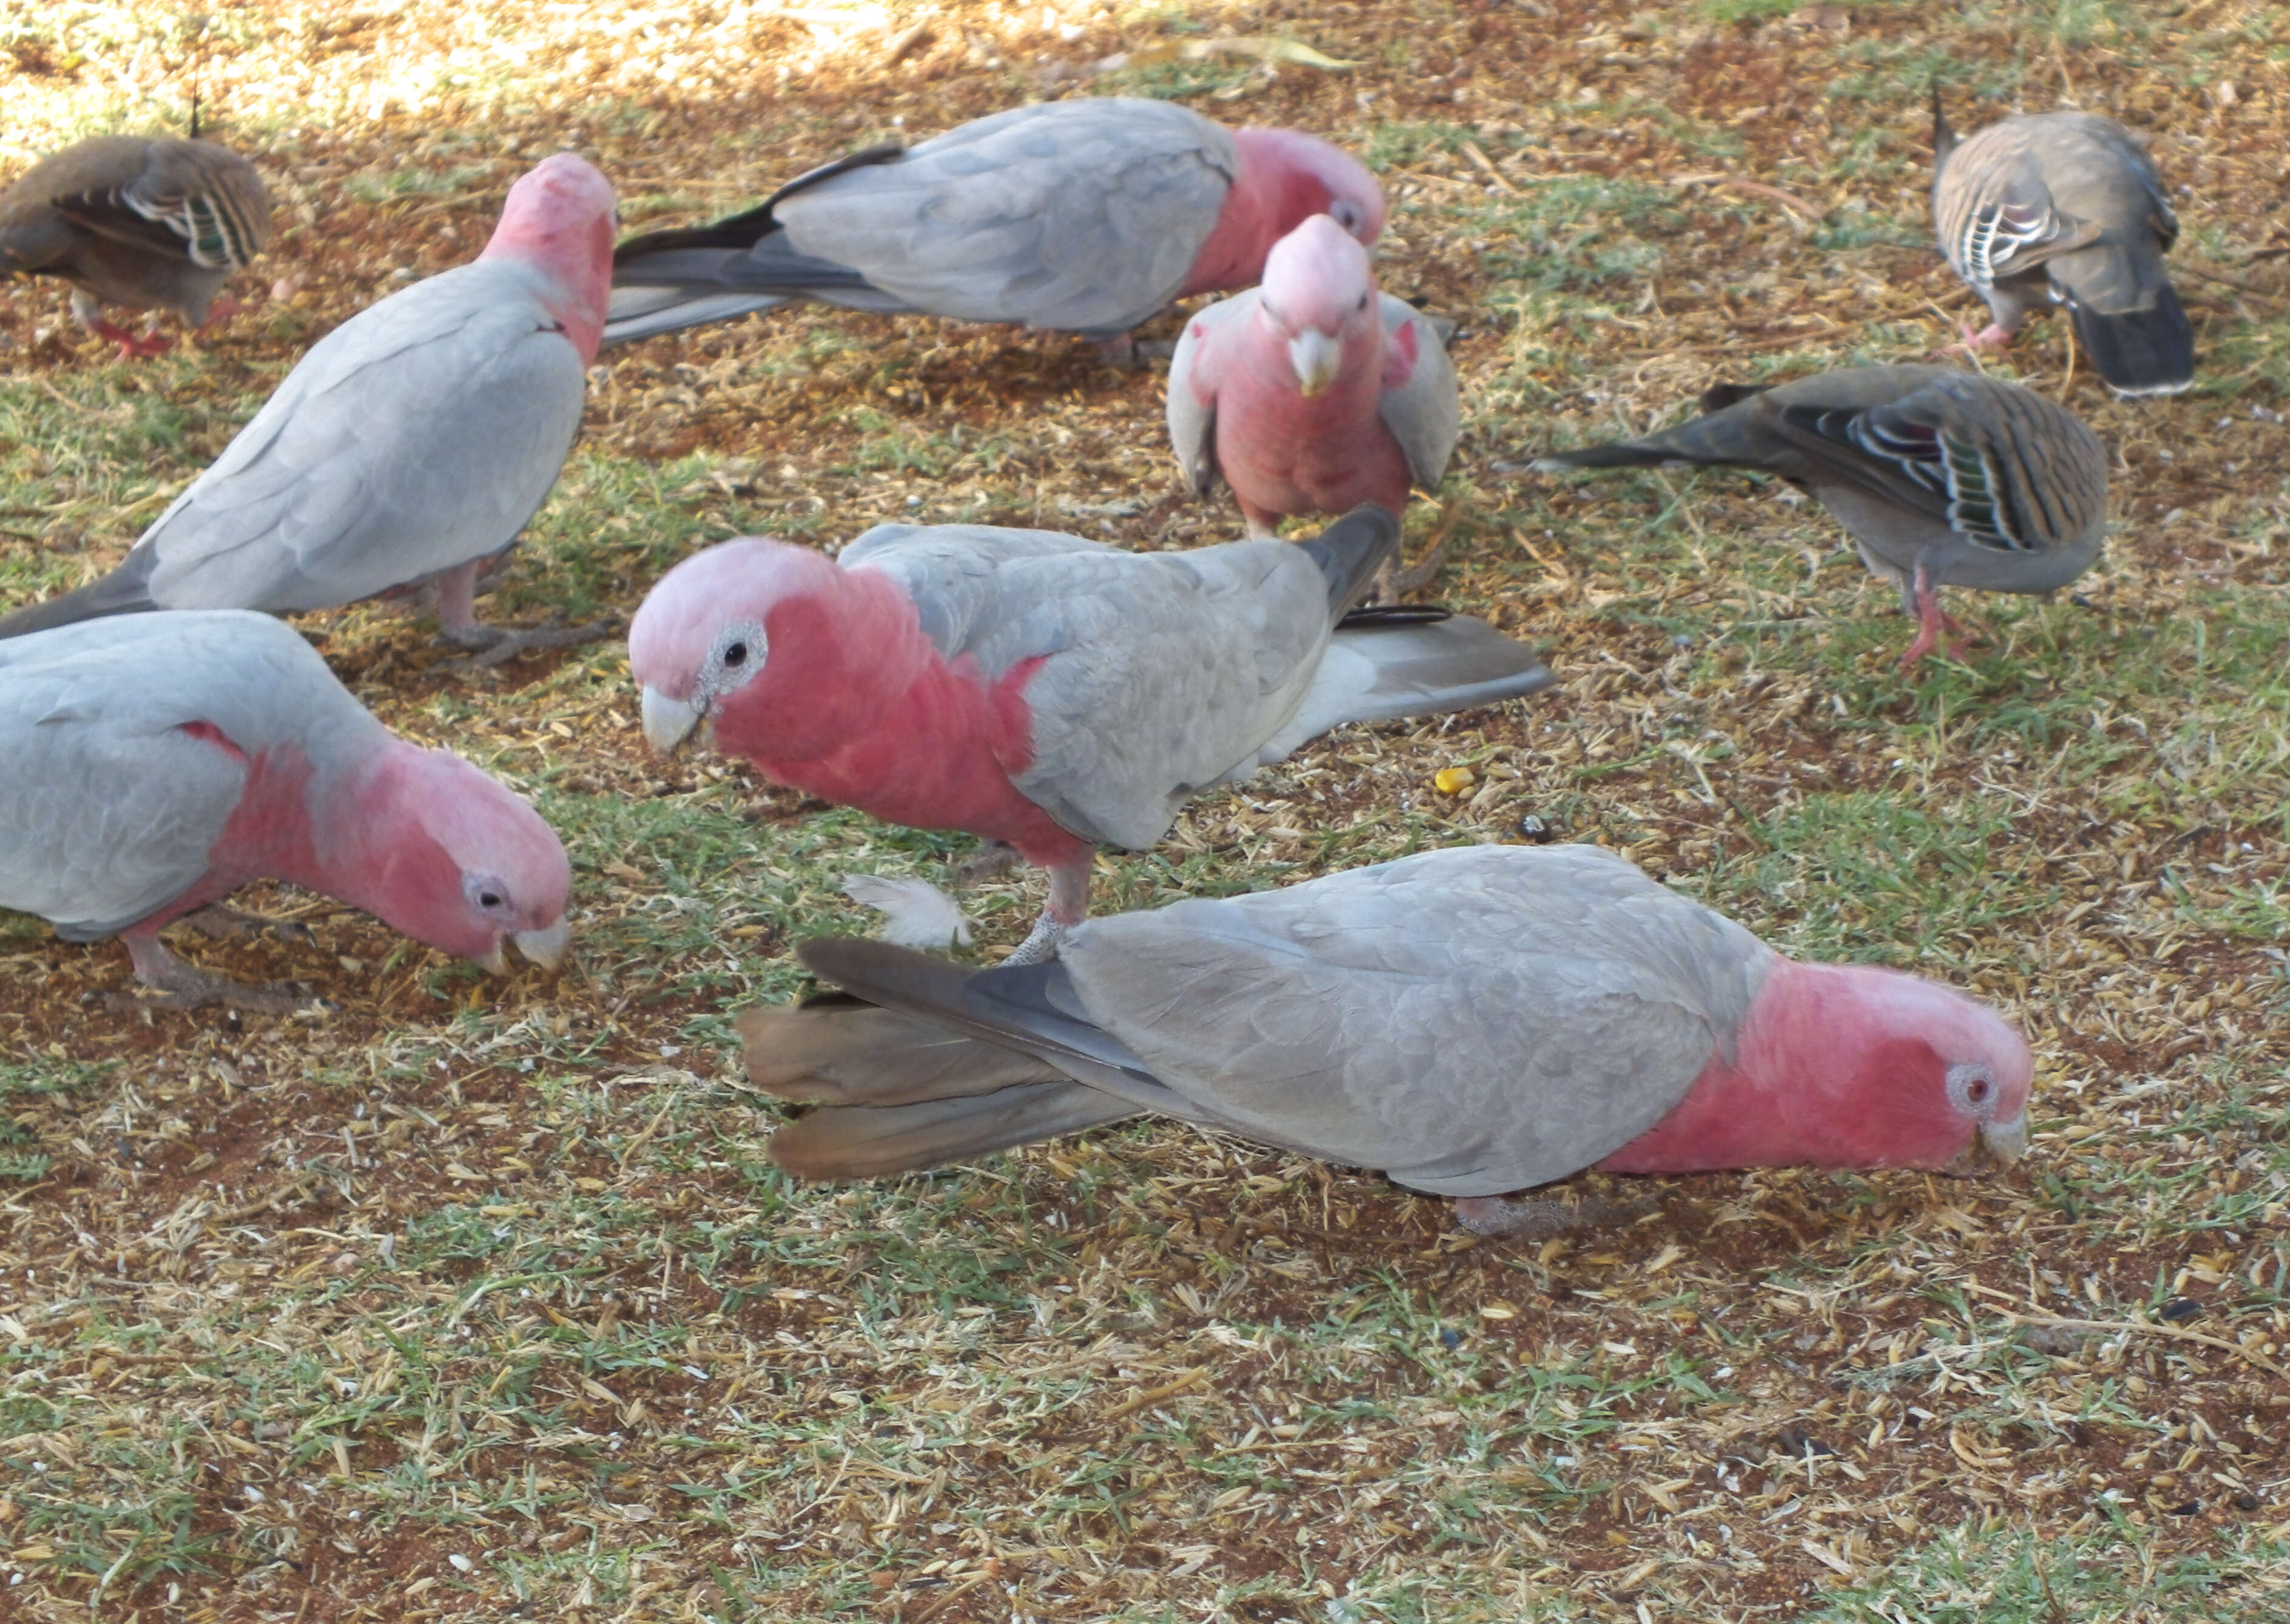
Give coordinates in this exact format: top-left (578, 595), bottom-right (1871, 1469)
top-left (0, 84), bottom-right (2201, 1235)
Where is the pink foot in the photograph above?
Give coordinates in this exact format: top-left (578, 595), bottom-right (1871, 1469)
top-left (1931, 321), bottom-right (2013, 362)
top-left (84, 318), bottom-right (174, 360)
top-left (1898, 566), bottom-right (1971, 667)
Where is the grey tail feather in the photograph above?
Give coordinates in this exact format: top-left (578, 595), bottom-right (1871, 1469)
top-left (1930, 80), bottom-right (1957, 169)
top-left (2071, 285), bottom-right (2195, 396)
top-left (612, 237), bottom-right (877, 297)
top-left (602, 288), bottom-right (791, 346)
top-left (0, 552), bottom-right (158, 640)
top-left (743, 944), bottom-right (1151, 1180)
top-left (1327, 614), bottom-right (1554, 724)
top-left (1527, 441), bottom-right (1675, 473)
top-left (768, 1081), bottom-right (1139, 1181)
top-left (1297, 504), bottom-right (1403, 616)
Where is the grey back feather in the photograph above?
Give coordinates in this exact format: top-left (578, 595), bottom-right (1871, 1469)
top-left (122, 259), bottom-right (586, 615)
top-left (840, 522), bottom-right (1342, 850)
top-left (0, 612), bottom-right (383, 938)
top-left (1377, 294), bottom-right (1460, 488)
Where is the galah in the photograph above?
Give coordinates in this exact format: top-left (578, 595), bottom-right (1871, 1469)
top-left (0, 134), bottom-right (272, 358)
top-left (629, 506), bottom-right (1552, 963)
top-left (0, 154), bottom-right (617, 662)
top-left (605, 97), bottom-right (1386, 352)
top-left (1168, 214), bottom-right (1457, 535)
top-left (0, 611), bottom-right (571, 1010)
top-left (740, 843), bottom-right (2033, 1232)
top-left (1932, 93), bottom-right (2192, 396)
top-left (1516, 365), bottom-right (2107, 666)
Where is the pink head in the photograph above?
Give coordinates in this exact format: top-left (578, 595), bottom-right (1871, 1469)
top-left (1604, 960), bottom-right (2033, 1178)
top-left (481, 152), bottom-right (618, 361)
top-left (1257, 214), bottom-right (1380, 397)
top-left (1232, 127), bottom-right (1388, 248)
top-left (629, 538), bottom-right (930, 764)
top-left (336, 746), bottom-right (573, 974)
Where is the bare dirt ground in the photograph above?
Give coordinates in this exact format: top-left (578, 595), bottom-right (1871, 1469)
top-left (1, 2), bottom-right (2288, 1621)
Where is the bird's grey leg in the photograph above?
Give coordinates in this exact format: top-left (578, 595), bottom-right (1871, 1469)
top-left (1453, 1192), bottom-right (1657, 1238)
top-left (433, 560), bottom-right (617, 668)
top-left (111, 926), bottom-right (311, 1014)
top-left (1243, 513), bottom-right (1281, 540)
top-left (1001, 857), bottom-right (1092, 967)
top-left (180, 904), bottom-right (316, 946)
top-left (953, 840), bottom-right (1023, 885)
top-left (1089, 331), bottom-right (1174, 366)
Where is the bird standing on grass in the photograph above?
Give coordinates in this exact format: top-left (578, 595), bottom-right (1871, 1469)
top-left (1168, 214), bottom-right (1457, 545)
top-left (0, 612), bottom-right (571, 1011)
top-left (0, 133), bottom-right (273, 358)
top-left (1932, 95), bottom-right (2194, 396)
top-left (628, 506), bottom-right (1551, 964)
top-left (605, 97), bottom-right (1386, 356)
top-left (0, 153), bottom-right (618, 663)
top-left (1514, 365), bottom-right (2108, 667)
top-left (741, 843), bottom-right (2032, 1235)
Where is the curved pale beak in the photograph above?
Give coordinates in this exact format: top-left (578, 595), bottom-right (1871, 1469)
top-left (1978, 1113), bottom-right (2029, 1166)
top-left (512, 920), bottom-right (571, 971)
top-left (641, 685), bottom-right (704, 755)
top-left (471, 921), bottom-right (571, 977)
top-left (1944, 1113), bottom-right (2029, 1176)
top-left (1287, 328), bottom-right (1342, 397)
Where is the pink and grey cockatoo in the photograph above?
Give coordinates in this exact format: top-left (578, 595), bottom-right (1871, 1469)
top-left (0, 611), bottom-right (571, 1010)
top-left (741, 843), bottom-right (2033, 1232)
top-left (0, 134), bottom-right (273, 359)
top-left (0, 154), bottom-right (617, 662)
top-left (604, 98), bottom-right (1386, 353)
top-left (1168, 214), bottom-right (1457, 538)
top-left (628, 506), bottom-right (1552, 964)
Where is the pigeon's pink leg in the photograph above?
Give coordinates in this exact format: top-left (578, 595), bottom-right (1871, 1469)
top-left (1897, 563), bottom-right (1970, 668)
top-left (83, 317), bottom-right (175, 360)
top-left (1930, 320), bottom-right (2015, 363)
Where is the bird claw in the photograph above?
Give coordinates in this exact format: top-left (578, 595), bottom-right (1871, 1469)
top-left (106, 968), bottom-right (313, 1016)
top-left (1000, 911), bottom-right (1069, 967)
top-left (180, 905), bottom-right (317, 947)
top-left (441, 617), bottom-right (618, 669)
top-left (953, 840), bottom-right (1023, 885)
top-left (1453, 1192), bottom-right (1656, 1238)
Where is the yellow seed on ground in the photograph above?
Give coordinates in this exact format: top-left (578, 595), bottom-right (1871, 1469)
top-left (1434, 766), bottom-right (1476, 794)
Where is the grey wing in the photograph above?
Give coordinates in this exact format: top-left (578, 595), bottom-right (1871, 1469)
top-left (138, 265), bottom-right (587, 613)
top-left (1377, 294), bottom-right (1459, 489)
top-left (0, 675), bottom-right (245, 937)
top-left (775, 98), bottom-right (1238, 333)
top-left (984, 542), bottom-right (1340, 849)
top-left (840, 523), bottom-right (1123, 661)
top-left (1062, 844), bottom-right (1777, 1194)
top-left (1167, 293), bottom-right (1250, 496)
top-left (1765, 369), bottom-right (2108, 559)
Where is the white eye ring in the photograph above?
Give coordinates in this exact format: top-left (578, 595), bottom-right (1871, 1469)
top-left (1946, 1062), bottom-right (1996, 1116)
top-left (703, 619), bottom-right (769, 699)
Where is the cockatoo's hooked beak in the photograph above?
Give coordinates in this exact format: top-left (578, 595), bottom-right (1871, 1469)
top-left (1288, 328), bottom-right (1342, 397)
top-left (641, 685), bottom-right (704, 754)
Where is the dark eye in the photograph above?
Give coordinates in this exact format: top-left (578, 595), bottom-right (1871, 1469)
top-left (479, 891), bottom-right (503, 909)
top-left (1357, 293), bottom-right (1370, 311)
top-left (723, 640), bottom-right (748, 666)
top-left (1332, 200), bottom-right (1363, 234)
top-left (1966, 1077), bottom-right (1991, 1104)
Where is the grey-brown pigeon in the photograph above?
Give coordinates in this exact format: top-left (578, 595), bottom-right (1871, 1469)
top-left (1932, 96), bottom-right (2193, 396)
top-left (1517, 365), bottom-right (2108, 665)
top-left (740, 843), bottom-right (2033, 1234)
top-left (0, 135), bottom-right (273, 358)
